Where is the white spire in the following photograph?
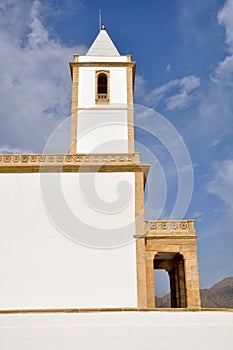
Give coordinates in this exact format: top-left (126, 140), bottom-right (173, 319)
top-left (86, 27), bottom-right (120, 57)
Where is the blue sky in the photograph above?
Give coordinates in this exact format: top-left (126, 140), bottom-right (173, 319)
top-left (0, 0), bottom-right (232, 294)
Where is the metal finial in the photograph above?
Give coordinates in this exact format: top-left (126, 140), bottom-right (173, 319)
top-left (99, 9), bottom-right (102, 31)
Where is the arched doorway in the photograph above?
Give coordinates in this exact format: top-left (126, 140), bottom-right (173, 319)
top-left (154, 252), bottom-right (187, 308)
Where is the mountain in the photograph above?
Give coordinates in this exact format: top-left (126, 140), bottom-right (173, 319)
top-left (201, 276), bottom-right (233, 308)
top-left (155, 277), bottom-right (233, 308)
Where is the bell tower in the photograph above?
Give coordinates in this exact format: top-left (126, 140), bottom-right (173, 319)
top-left (67, 26), bottom-right (201, 309)
top-left (69, 26), bottom-right (135, 154)
top-left (67, 27), bottom-right (149, 308)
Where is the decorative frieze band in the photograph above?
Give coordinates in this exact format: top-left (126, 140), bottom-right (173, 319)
top-left (0, 153), bottom-right (140, 166)
top-left (146, 220), bottom-right (196, 235)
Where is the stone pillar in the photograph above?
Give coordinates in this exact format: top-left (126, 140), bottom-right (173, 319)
top-left (183, 251), bottom-right (201, 308)
top-left (146, 252), bottom-right (155, 308)
top-left (169, 269), bottom-right (176, 308)
top-left (135, 172), bottom-right (147, 308)
top-left (136, 239), bottom-right (147, 308)
top-left (174, 265), bottom-right (180, 307)
top-left (168, 256), bottom-right (187, 308)
top-left (178, 260), bottom-right (187, 308)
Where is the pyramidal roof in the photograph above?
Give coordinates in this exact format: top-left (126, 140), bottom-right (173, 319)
top-left (86, 27), bottom-right (120, 56)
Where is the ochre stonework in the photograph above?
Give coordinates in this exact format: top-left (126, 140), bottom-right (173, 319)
top-left (135, 220), bottom-right (201, 309)
top-left (135, 172), bottom-right (147, 308)
top-left (70, 63), bottom-right (79, 153)
top-left (126, 59), bottom-right (135, 153)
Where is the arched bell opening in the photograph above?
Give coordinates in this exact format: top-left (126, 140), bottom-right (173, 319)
top-left (96, 71), bottom-right (110, 104)
top-left (98, 73), bottom-right (107, 94)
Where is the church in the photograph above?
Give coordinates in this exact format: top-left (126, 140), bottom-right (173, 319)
top-left (0, 25), bottom-right (200, 310)
top-left (0, 26), bottom-right (231, 350)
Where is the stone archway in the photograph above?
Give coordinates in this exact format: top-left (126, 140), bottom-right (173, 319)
top-left (154, 252), bottom-right (187, 308)
top-left (136, 220), bottom-right (201, 309)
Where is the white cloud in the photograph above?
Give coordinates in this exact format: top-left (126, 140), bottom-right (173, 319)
top-left (180, 75), bottom-right (201, 92)
top-left (165, 91), bottom-right (196, 111)
top-left (212, 50), bottom-right (233, 86)
top-left (134, 75), bottom-right (147, 101)
top-left (207, 159), bottom-right (233, 210)
top-left (0, 0), bottom-right (15, 10)
top-left (209, 130), bottom-right (230, 147)
top-left (166, 64), bottom-right (171, 72)
top-left (192, 211), bottom-right (202, 218)
top-left (0, 145), bottom-right (32, 154)
top-left (28, 0), bottom-right (49, 49)
top-left (210, 138), bottom-right (220, 147)
top-left (212, 0), bottom-right (233, 85)
top-left (198, 159), bottom-right (233, 288)
top-left (146, 79), bottom-right (178, 106)
top-left (177, 0), bottom-right (218, 47)
top-left (195, 1), bottom-right (233, 139)
top-left (0, 0), bottom-right (86, 152)
top-left (217, 0), bottom-right (233, 52)
top-left (138, 75), bottom-right (200, 111)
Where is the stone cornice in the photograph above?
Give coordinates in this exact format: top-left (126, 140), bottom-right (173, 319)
top-left (1, 307), bottom-right (233, 313)
top-left (135, 220), bottom-right (197, 238)
top-left (70, 61), bottom-right (136, 68)
top-left (147, 219), bottom-right (195, 231)
top-left (0, 153), bottom-right (149, 176)
top-left (69, 61), bottom-right (136, 80)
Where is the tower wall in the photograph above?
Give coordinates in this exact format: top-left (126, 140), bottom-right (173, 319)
top-left (76, 110), bottom-right (128, 153)
top-left (69, 53), bottom-right (135, 154)
top-left (78, 66), bottom-right (127, 107)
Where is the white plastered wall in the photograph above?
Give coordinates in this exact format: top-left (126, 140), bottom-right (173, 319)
top-left (76, 109), bottom-right (128, 153)
top-left (0, 172), bottom-right (137, 309)
top-left (78, 55), bottom-right (128, 62)
top-left (76, 65), bottom-right (129, 153)
top-left (0, 312), bottom-right (232, 350)
top-left (78, 66), bottom-right (127, 108)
